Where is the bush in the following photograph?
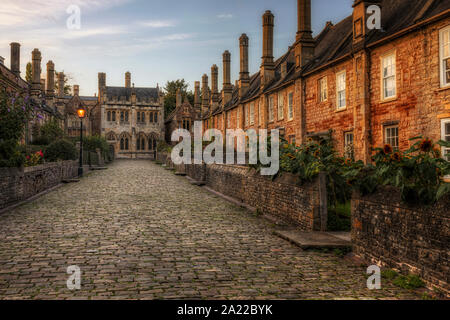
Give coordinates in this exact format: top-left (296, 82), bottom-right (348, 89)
top-left (45, 139), bottom-right (78, 162)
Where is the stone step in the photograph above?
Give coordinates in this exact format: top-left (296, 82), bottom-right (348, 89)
top-left (274, 230), bottom-right (351, 249)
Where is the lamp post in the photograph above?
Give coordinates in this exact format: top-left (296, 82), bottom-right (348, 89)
top-left (77, 108), bottom-right (86, 177)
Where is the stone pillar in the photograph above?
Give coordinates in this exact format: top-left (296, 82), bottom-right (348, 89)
top-left (73, 85), bottom-right (80, 96)
top-left (222, 50), bottom-right (232, 106)
top-left (211, 64), bottom-right (219, 108)
top-left (58, 72), bottom-right (65, 98)
top-left (46, 61), bottom-right (55, 99)
top-left (201, 74), bottom-right (210, 117)
top-left (10, 42), bottom-right (20, 77)
top-left (261, 11), bottom-right (275, 89)
top-left (239, 34), bottom-right (250, 99)
top-left (31, 49), bottom-right (42, 97)
top-left (125, 72), bottom-right (131, 88)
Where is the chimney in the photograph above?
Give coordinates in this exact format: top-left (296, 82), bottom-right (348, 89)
top-left (125, 71), bottom-right (131, 88)
top-left (211, 64), bottom-right (219, 107)
top-left (176, 88), bottom-right (182, 107)
top-left (194, 81), bottom-right (201, 111)
top-left (352, 0), bottom-right (382, 45)
top-left (201, 73), bottom-right (210, 117)
top-left (73, 85), bottom-right (80, 96)
top-left (98, 72), bottom-right (106, 102)
top-left (239, 34), bottom-right (250, 99)
top-left (295, 0), bottom-right (315, 71)
top-left (222, 50), bottom-right (232, 105)
top-left (31, 49), bottom-right (42, 97)
top-left (260, 11), bottom-right (275, 88)
top-left (10, 42), bottom-right (20, 77)
top-left (58, 72), bottom-right (65, 98)
top-left (46, 61), bottom-right (55, 98)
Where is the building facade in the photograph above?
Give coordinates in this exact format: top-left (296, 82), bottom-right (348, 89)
top-left (99, 72), bottom-right (165, 159)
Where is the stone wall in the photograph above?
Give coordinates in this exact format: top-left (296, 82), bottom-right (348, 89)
top-left (352, 187), bottom-right (450, 294)
top-left (0, 161), bottom-right (78, 210)
top-left (184, 162), bottom-right (327, 231)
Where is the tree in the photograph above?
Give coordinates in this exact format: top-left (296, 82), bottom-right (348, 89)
top-left (163, 79), bottom-right (195, 118)
top-left (54, 71), bottom-right (72, 95)
top-left (25, 62), bottom-right (32, 84)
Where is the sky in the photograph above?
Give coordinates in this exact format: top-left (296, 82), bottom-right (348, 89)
top-left (0, 0), bottom-right (353, 96)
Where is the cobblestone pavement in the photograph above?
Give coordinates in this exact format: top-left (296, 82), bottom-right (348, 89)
top-left (0, 160), bottom-right (422, 300)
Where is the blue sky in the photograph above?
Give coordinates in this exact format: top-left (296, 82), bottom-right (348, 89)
top-left (0, 0), bottom-right (353, 96)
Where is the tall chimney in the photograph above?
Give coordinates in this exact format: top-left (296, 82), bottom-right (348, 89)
top-left (73, 85), bottom-right (80, 96)
top-left (222, 50), bottom-right (232, 105)
top-left (211, 64), bottom-right (219, 107)
top-left (58, 72), bottom-right (65, 98)
top-left (194, 81), bottom-right (201, 111)
top-left (261, 11), bottom-right (275, 88)
top-left (239, 34), bottom-right (250, 99)
top-left (295, 0), bottom-right (315, 71)
top-left (125, 71), bottom-right (131, 88)
top-left (46, 61), bottom-right (55, 98)
top-left (98, 72), bottom-right (106, 102)
top-left (31, 49), bottom-right (42, 97)
top-left (176, 88), bottom-right (182, 107)
top-left (10, 42), bottom-right (20, 77)
top-left (201, 74), bottom-right (210, 117)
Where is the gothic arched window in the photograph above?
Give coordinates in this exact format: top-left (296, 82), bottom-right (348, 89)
top-left (137, 138), bottom-right (141, 150)
top-left (154, 112), bottom-right (158, 123)
top-left (141, 137), bottom-right (145, 150)
top-left (120, 138), bottom-right (124, 150)
top-left (150, 112), bottom-right (154, 123)
top-left (142, 113), bottom-right (146, 123)
top-left (125, 138), bottom-right (129, 150)
top-left (112, 111), bottom-right (116, 122)
top-left (125, 111), bottom-right (129, 122)
top-left (120, 111), bottom-right (124, 122)
top-left (137, 112), bottom-right (141, 123)
top-left (107, 111), bottom-right (111, 121)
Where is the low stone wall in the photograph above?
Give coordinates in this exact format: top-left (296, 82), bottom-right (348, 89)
top-left (184, 163), bottom-right (326, 231)
top-left (352, 187), bottom-right (450, 294)
top-left (0, 161), bottom-right (78, 210)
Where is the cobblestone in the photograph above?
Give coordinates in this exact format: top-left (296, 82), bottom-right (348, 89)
top-left (0, 160), bottom-right (422, 300)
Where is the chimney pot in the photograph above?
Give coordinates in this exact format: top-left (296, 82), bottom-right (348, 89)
top-left (46, 61), bottom-right (55, 98)
top-left (10, 42), bottom-right (21, 77)
top-left (125, 72), bottom-right (131, 88)
top-left (31, 49), bottom-right (42, 97)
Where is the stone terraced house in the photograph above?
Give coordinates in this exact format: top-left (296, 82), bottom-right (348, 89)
top-left (99, 72), bottom-right (165, 159)
top-left (200, 0), bottom-right (450, 164)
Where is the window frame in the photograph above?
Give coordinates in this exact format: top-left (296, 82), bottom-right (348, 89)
top-left (381, 51), bottom-right (397, 100)
top-left (319, 77), bottom-right (328, 102)
top-left (278, 93), bottom-right (284, 120)
top-left (336, 71), bottom-right (347, 110)
top-left (288, 92), bottom-right (294, 121)
top-left (250, 102), bottom-right (255, 125)
top-left (384, 124), bottom-right (399, 150)
top-left (268, 96), bottom-right (274, 122)
top-left (441, 118), bottom-right (450, 162)
top-left (439, 26), bottom-right (450, 88)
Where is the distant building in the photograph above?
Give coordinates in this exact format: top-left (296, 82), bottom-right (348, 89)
top-left (98, 72), bottom-right (165, 159)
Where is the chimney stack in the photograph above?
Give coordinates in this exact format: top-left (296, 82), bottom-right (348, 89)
top-left (222, 50), bottom-right (232, 106)
top-left (58, 72), bottom-right (65, 98)
top-left (125, 72), bottom-right (131, 88)
top-left (46, 61), bottom-right (55, 98)
top-left (98, 72), bottom-right (106, 102)
top-left (176, 88), bottom-right (182, 107)
top-left (194, 81), bottom-right (201, 111)
top-left (211, 64), bottom-right (219, 108)
top-left (261, 11), bottom-right (275, 88)
top-left (239, 34), bottom-right (250, 99)
top-left (295, 0), bottom-right (315, 71)
top-left (201, 74), bottom-right (210, 117)
top-left (31, 49), bottom-right (42, 97)
top-left (73, 85), bottom-right (80, 96)
top-left (10, 42), bottom-right (20, 77)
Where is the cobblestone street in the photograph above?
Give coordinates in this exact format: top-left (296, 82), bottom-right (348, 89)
top-left (0, 160), bottom-right (422, 300)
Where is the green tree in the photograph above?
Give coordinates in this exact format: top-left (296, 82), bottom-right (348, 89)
top-left (25, 62), bottom-right (32, 84)
top-left (54, 71), bottom-right (72, 95)
top-left (163, 79), bottom-right (195, 118)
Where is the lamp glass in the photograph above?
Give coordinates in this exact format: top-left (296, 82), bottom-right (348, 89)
top-left (77, 108), bottom-right (86, 119)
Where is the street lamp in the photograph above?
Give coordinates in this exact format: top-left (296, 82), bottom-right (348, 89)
top-left (77, 107), bottom-right (86, 177)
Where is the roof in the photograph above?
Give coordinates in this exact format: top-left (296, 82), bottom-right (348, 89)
top-left (105, 86), bottom-right (159, 100)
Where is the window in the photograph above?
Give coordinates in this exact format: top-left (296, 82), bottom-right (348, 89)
top-left (141, 137), bottom-right (145, 150)
top-left (154, 112), bottom-right (158, 123)
top-left (250, 103), bottom-right (254, 125)
top-left (137, 137), bottom-right (141, 150)
top-left (112, 111), bottom-right (116, 122)
top-left (268, 96), bottom-right (274, 122)
top-left (227, 112), bottom-right (231, 128)
top-left (344, 132), bottom-right (354, 160)
top-left (150, 112), bottom-right (154, 123)
top-left (142, 113), bottom-right (145, 123)
top-left (382, 52), bottom-right (396, 99)
top-left (288, 92), bottom-right (294, 120)
top-left (137, 112), bottom-right (141, 123)
top-left (236, 109), bottom-right (240, 128)
top-left (125, 138), bottom-right (129, 150)
top-left (440, 26), bottom-right (450, 87)
top-left (120, 111), bottom-right (124, 122)
top-left (336, 71), bottom-right (346, 109)
top-left (258, 101), bottom-right (262, 125)
top-left (125, 111), bottom-right (129, 122)
top-left (319, 77), bottom-right (327, 102)
top-left (107, 111), bottom-right (111, 122)
top-left (120, 138), bottom-right (124, 150)
top-left (384, 125), bottom-right (399, 149)
top-left (442, 119), bottom-right (450, 161)
top-left (278, 93), bottom-right (284, 120)
top-left (245, 105), bottom-right (249, 126)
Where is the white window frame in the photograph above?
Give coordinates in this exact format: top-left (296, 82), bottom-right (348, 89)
top-left (250, 102), bottom-right (254, 125)
top-left (268, 96), bottom-right (274, 122)
top-left (244, 105), bottom-right (249, 127)
top-left (288, 92), bottom-right (294, 120)
top-left (381, 51), bottom-right (397, 100)
top-left (319, 77), bottom-right (327, 102)
top-left (384, 125), bottom-right (399, 150)
top-left (439, 26), bottom-right (450, 88)
top-left (236, 108), bottom-right (240, 128)
top-left (278, 93), bottom-right (284, 120)
top-left (441, 118), bottom-right (450, 163)
top-left (258, 101), bottom-right (262, 125)
top-left (336, 71), bottom-right (346, 109)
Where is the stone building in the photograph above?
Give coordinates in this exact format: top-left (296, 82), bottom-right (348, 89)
top-left (200, 0), bottom-right (450, 164)
top-left (99, 72), bottom-right (164, 159)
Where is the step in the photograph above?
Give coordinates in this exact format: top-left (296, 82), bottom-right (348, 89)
top-left (274, 230), bottom-right (351, 249)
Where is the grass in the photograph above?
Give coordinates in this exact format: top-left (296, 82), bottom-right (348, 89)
top-left (327, 201), bottom-right (351, 231)
top-left (381, 269), bottom-right (425, 290)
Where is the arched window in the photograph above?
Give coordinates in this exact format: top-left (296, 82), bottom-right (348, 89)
top-left (142, 113), bottom-right (146, 123)
top-left (154, 112), bottom-right (158, 123)
top-left (120, 138), bottom-right (124, 150)
top-left (153, 139), bottom-right (157, 150)
top-left (125, 138), bottom-right (129, 150)
top-left (150, 112), bottom-right (154, 123)
top-left (141, 137), bottom-right (145, 150)
top-left (112, 111), bottom-right (116, 121)
top-left (107, 111), bottom-right (111, 121)
top-left (125, 111), bottom-right (129, 122)
top-left (148, 137), bottom-right (153, 150)
top-left (137, 138), bottom-right (141, 150)
top-left (137, 112), bottom-right (141, 123)
top-left (120, 111), bottom-right (124, 122)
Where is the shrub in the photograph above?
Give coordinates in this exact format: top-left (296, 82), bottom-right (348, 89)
top-left (45, 139), bottom-right (78, 162)
top-left (24, 150), bottom-right (44, 167)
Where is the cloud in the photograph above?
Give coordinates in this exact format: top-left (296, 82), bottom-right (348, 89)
top-left (137, 20), bottom-right (177, 28)
top-left (217, 14), bottom-right (233, 19)
top-left (62, 26), bottom-right (128, 39)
